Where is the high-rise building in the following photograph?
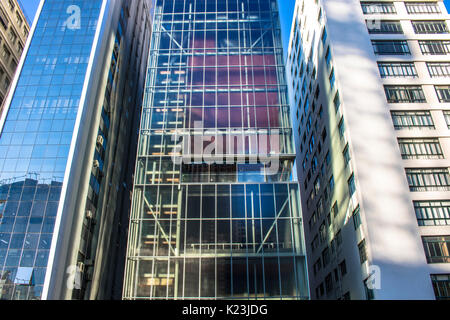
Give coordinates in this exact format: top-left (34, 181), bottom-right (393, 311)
top-left (0, 0), bottom-right (30, 113)
top-left (122, 0), bottom-right (309, 300)
top-left (287, 0), bottom-right (450, 300)
top-left (0, 0), bottom-right (153, 300)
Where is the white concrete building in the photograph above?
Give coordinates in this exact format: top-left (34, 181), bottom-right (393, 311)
top-left (286, 0), bottom-right (450, 300)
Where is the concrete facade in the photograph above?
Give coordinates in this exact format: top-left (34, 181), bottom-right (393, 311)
top-left (287, 0), bottom-right (450, 300)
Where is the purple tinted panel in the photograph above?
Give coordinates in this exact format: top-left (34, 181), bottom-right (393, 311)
top-left (204, 93), bottom-right (216, 106)
top-left (264, 55), bottom-right (276, 65)
top-left (254, 67), bottom-right (265, 85)
top-left (205, 56), bottom-right (216, 67)
top-left (191, 93), bottom-right (203, 106)
top-left (244, 107), bottom-right (256, 128)
top-left (217, 56), bottom-right (228, 66)
top-left (204, 108), bottom-right (216, 128)
top-left (229, 107), bottom-right (242, 127)
top-left (192, 70), bottom-right (204, 86)
top-left (246, 92), bottom-right (255, 106)
top-left (230, 93), bottom-right (242, 106)
top-left (242, 68), bottom-right (253, 85)
top-left (217, 107), bottom-right (229, 128)
top-left (217, 93), bottom-right (228, 106)
top-left (205, 69), bottom-right (216, 85)
top-left (268, 107), bottom-right (281, 127)
top-left (229, 67), bottom-right (241, 85)
top-left (266, 68), bottom-right (278, 85)
top-left (193, 31), bottom-right (204, 48)
top-left (256, 107), bottom-right (269, 128)
top-left (189, 56), bottom-right (204, 67)
top-left (253, 55), bottom-right (264, 66)
top-left (255, 92), bottom-right (267, 106)
top-left (190, 108), bottom-right (203, 127)
top-left (268, 92), bottom-right (279, 105)
top-left (229, 56), bottom-right (240, 66)
top-left (217, 69), bottom-right (228, 85)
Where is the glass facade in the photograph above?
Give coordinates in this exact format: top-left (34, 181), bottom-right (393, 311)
top-left (0, 0), bottom-right (103, 300)
top-left (123, 0), bottom-right (308, 300)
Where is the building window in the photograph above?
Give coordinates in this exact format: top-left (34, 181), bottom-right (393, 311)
top-left (329, 176), bottom-right (335, 193)
top-left (348, 174), bottom-right (356, 196)
top-left (353, 205), bottom-right (361, 230)
top-left (443, 111), bottom-right (450, 129)
top-left (406, 2), bottom-right (441, 14)
top-left (333, 91), bottom-right (341, 112)
top-left (313, 258), bottom-right (322, 276)
top-left (398, 138), bottom-right (444, 160)
top-left (329, 68), bottom-right (335, 90)
top-left (422, 236), bottom-right (450, 264)
top-left (419, 40), bottom-right (450, 55)
top-left (361, 2), bottom-right (396, 14)
top-left (364, 278), bottom-right (375, 300)
top-left (15, 12), bottom-right (22, 26)
top-left (338, 118), bottom-right (345, 139)
top-left (325, 273), bottom-right (333, 294)
top-left (391, 111), bottom-right (435, 130)
top-left (322, 247), bottom-right (330, 267)
top-left (414, 200), bottom-right (450, 226)
top-left (7, 0), bottom-right (14, 11)
top-left (431, 274), bottom-right (450, 300)
top-left (384, 85), bottom-right (426, 103)
top-left (343, 144), bottom-right (351, 166)
top-left (412, 20), bottom-right (448, 34)
top-left (339, 260), bottom-right (347, 276)
top-left (435, 86), bottom-right (450, 102)
top-left (3, 76), bottom-right (10, 90)
top-left (0, 8), bottom-right (8, 29)
top-left (321, 27), bottom-right (327, 44)
top-left (332, 201), bottom-right (338, 218)
top-left (406, 168), bottom-right (450, 192)
top-left (319, 282), bottom-right (325, 297)
top-left (427, 62), bottom-right (450, 77)
top-left (2, 45), bottom-right (10, 60)
top-left (325, 151), bottom-right (331, 166)
top-left (8, 28), bottom-right (17, 43)
top-left (378, 62), bottom-right (417, 78)
top-left (367, 20), bottom-right (403, 34)
top-left (325, 47), bottom-right (332, 68)
top-left (358, 239), bottom-right (368, 264)
top-left (319, 222), bottom-right (327, 243)
top-left (372, 40), bottom-right (410, 55)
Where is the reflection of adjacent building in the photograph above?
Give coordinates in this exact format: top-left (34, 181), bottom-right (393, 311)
top-left (123, 0), bottom-right (309, 300)
top-left (0, 0), bottom-right (153, 300)
top-left (0, 175), bottom-right (61, 300)
top-left (0, 0), bottom-right (29, 113)
top-left (287, 0), bottom-right (450, 300)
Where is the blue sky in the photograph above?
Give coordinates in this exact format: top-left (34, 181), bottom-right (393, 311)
top-left (16, 0), bottom-right (450, 53)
